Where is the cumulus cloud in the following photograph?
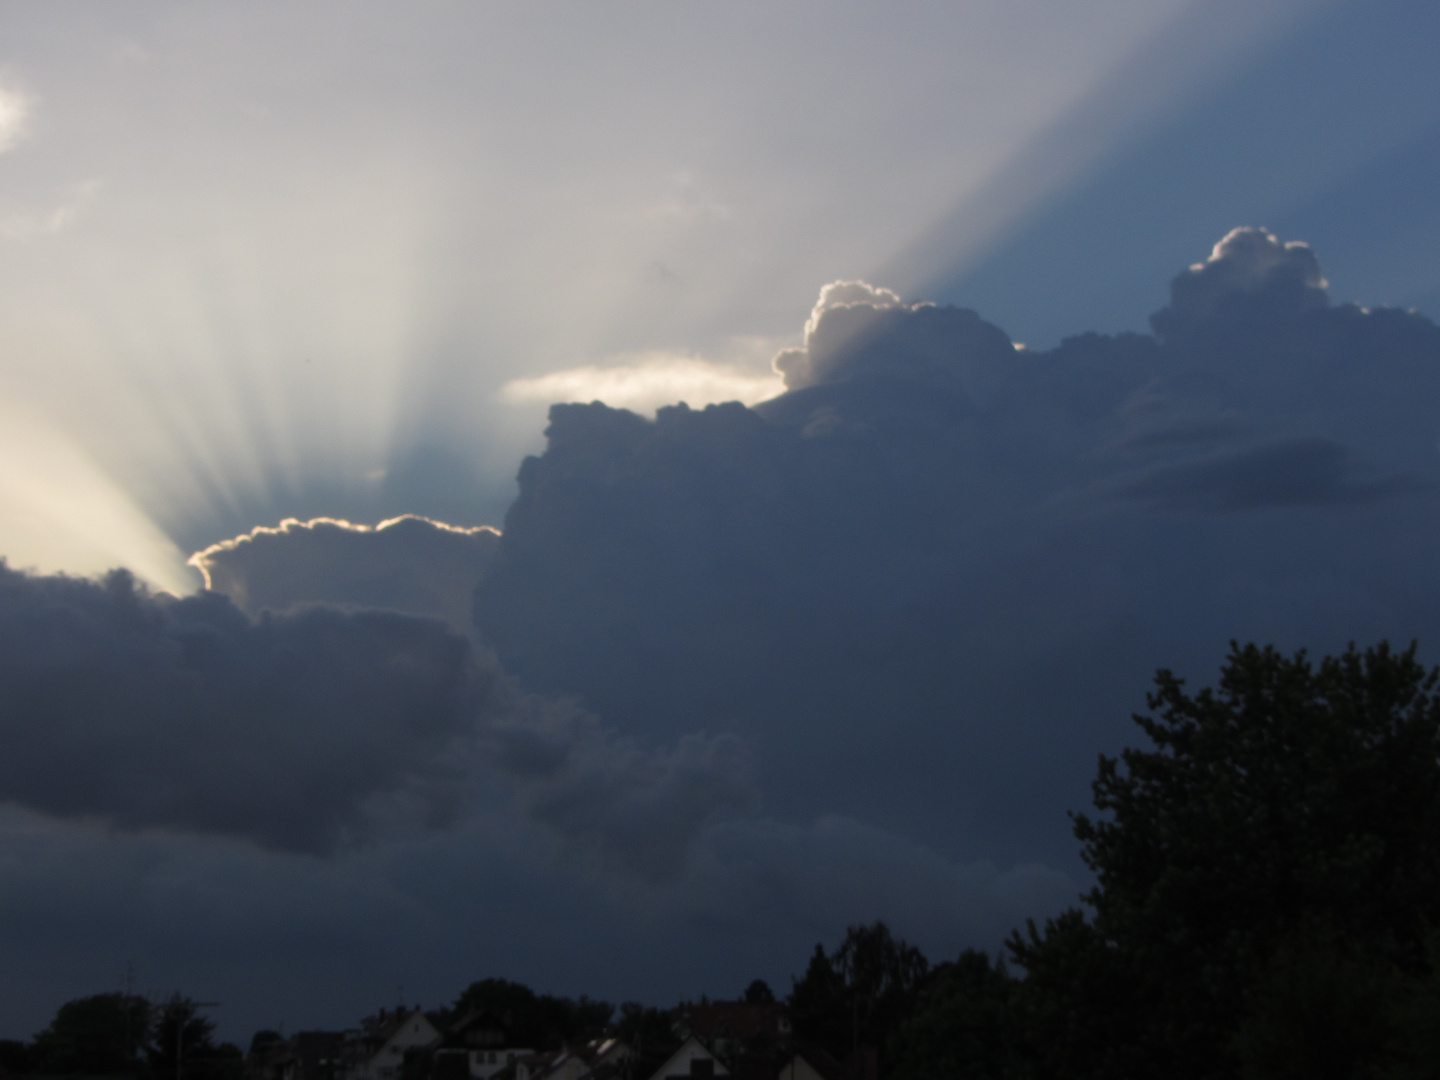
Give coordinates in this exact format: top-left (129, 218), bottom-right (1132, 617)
top-left (501, 353), bottom-right (784, 415)
top-left (0, 562), bottom-right (753, 869)
top-left (475, 228), bottom-right (1440, 872)
top-left (1151, 226), bottom-right (1329, 340)
top-left (771, 279), bottom-right (1018, 402)
top-left (190, 515), bottom-right (500, 631)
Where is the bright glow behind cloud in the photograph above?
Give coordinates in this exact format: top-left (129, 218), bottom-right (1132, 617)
top-left (0, 405), bottom-right (192, 592)
top-left (502, 354), bottom-right (784, 415)
top-left (0, 83), bottom-right (31, 153)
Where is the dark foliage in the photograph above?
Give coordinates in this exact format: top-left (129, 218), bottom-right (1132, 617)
top-left (28, 994), bottom-right (151, 1076)
top-left (1011, 641), bottom-right (1440, 1080)
top-left (741, 981), bottom-right (775, 1006)
top-left (145, 997), bottom-right (238, 1080)
top-left (611, 1002), bottom-right (676, 1056)
top-left (889, 950), bottom-right (1015, 1080)
top-left (609, 1003), bottom-right (679, 1080)
top-left (788, 921), bottom-right (929, 1075)
top-left (0, 1040), bottom-right (33, 1076)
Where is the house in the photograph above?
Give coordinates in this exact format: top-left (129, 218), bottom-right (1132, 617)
top-left (645, 1036), bottom-right (729, 1080)
top-left (670, 1002), bottom-right (790, 1066)
top-left (430, 1007), bottom-right (534, 1080)
top-left (288, 1032), bottom-right (348, 1080)
top-left (246, 1030), bottom-right (346, 1080)
top-left (774, 1048), bottom-right (842, 1080)
top-left (514, 1039), bottom-right (630, 1080)
top-left (343, 1008), bottom-right (440, 1080)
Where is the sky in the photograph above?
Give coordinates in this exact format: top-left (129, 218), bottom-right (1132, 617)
top-left (3, 0), bottom-right (1440, 1047)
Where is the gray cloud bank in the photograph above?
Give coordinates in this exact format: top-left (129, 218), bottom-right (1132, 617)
top-left (0, 562), bottom-right (751, 870)
top-left (0, 553), bottom-right (1069, 1038)
top-left (0, 556), bottom-right (1054, 961)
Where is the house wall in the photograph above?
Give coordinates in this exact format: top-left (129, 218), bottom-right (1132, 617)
top-left (350, 1013), bottom-right (440, 1080)
top-left (467, 1049), bottom-right (533, 1080)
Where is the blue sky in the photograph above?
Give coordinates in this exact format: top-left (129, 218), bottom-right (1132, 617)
top-left (914, 1), bottom-right (1440, 345)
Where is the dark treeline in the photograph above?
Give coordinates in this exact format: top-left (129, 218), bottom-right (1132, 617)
top-left (885, 640), bottom-right (1440, 1080)
top-left (9, 640), bottom-right (1440, 1080)
top-left (0, 995), bottom-right (241, 1080)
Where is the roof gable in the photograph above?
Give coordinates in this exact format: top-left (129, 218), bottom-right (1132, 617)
top-left (646, 1036), bottom-right (729, 1080)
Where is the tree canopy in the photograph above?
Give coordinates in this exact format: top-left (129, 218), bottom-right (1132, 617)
top-left (789, 921), bottom-right (929, 1074)
top-left (1009, 641), bottom-right (1440, 1080)
top-left (27, 994), bottom-right (151, 1076)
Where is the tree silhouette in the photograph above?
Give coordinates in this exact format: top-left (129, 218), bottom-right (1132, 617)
top-left (146, 996), bottom-right (237, 1080)
top-left (789, 921), bottom-right (929, 1073)
top-left (29, 993), bottom-right (151, 1075)
top-left (1011, 641), bottom-right (1440, 1080)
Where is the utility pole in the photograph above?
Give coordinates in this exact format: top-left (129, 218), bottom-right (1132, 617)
top-left (122, 963), bottom-right (137, 1074)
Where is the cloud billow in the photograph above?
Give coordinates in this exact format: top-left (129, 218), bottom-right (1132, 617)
top-left (0, 564), bottom-right (485, 853)
top-left (190, 514), bottom-right (501, 631)
top-left (1151, 226), bottom-right (1330, 341)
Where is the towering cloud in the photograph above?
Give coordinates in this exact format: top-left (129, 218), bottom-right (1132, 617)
top-left (475, 229), bottom-right (1440, 866)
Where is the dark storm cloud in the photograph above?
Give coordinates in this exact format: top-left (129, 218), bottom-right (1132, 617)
top-left (679, 816), bottom-right (1075, 946)
top-left (191, 515), bottom-right (500, 631)
top-left (1113, 437), bottom-right (1421, 511)
top-left (488, 704), bottom-right (757, 881)
top-left (475, 228), bottom-right (1440, 869)
top-left (0, 562), bottom-right (752, 867)
top-left (0, 564), bottom-right (481, 853)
